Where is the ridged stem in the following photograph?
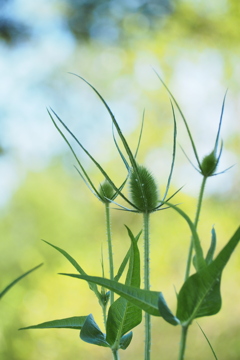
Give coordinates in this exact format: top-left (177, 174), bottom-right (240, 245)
top-left (105, 203), bottom-right (119, 359)
top-left (180, 176), bottom-right (207, 360)
top-left (102, 301), bottom-right (107, 329)
top-left (105, 202), bottom-right (114, 304)
top-left (143, 212), bottom-right (151, 360)
top-left (184, 176), bottom-right (207, 281)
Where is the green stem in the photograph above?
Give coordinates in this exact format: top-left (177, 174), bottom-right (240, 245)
top-left (184, 176), bottom-right (207, 281)
top-left (102, 302), bottom-right (107, 329)
top-left (112, 349), bottom-right (120, 360)
top-left (143, 212), bottom-right (151, 360)
top-left (178, 326), bottom-right (189, 360)
top-left (180, 177), bottom-right (207, 360)
top-left (105, 203), bottom-right (119, 360)
top-left (105, 202), bottom-right (114, 304)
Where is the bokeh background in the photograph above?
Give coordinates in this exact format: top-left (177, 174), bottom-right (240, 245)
top-left (0, 0), bottom-right (239, 359)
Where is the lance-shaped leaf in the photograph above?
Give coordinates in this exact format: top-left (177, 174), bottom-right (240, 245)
top-left (60, 274), bottom-right (161, 316)
top-left (114, 229), bottom-right (142, 282)
top-left (20, 316), bottom-right (88, 330)
top-left (42, 240), bottom-right (102, 302)
top-left (176, 226), bottom-right (240, 325)
top-left (106, 227), bottom-right (142, 348)
top-left (0, 263), bottom-right (43, 300)
top-left (164, 202), bottom-right (206, 271)
top-left (154, 71), bottom-right (230, 178)
top-left (48, 109), bottom-right (100, 199)
top-left (49, 107), bottom-right (137, 210)
top-left (158, 293), bottom-right (180, 326)
top-left (196, 322), bottom-right (219, 360)
top-left (119, 331), bottom-right (133, 350)
top-left (205, 228), bottom-right (217, 265)
top-left (80, 314), bottom-right (110, 347)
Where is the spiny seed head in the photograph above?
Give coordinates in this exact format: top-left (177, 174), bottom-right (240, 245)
top-left (99, 179), bottom-right (115, 203)
top-left (129, 165), bottom-right (159, 212)
top-left (200, 151), bottom-right (218, 177)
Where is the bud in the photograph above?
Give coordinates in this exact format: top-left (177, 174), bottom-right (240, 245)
top-left (99, 179), bottom-right (115, 203)
top-left (129, 165), bottom-right (159, 212)
top-left (200, 151), bottom-right (218, 177)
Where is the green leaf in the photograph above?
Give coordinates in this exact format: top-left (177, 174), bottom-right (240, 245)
top-left (106, 227), bottom-right (142, 348)
top-left (153, 70), bottom-right (201, 168)
top-left (177, 227), bottom-right (240, 325)
top-left (134, 110), bottom-right (145, 159)
top-left (114, 230), bottom-right (142, 282)
top-left (48, 109), bottom-right (102, 201)
top-left (20, 316), bottom-right (88, 330)
top-left (164, 202), bottom-right (206, 271)
top-left (205, 228), bottom-right (217, 265)
top-left (196, 322), bottom-right (219, 360)
top-left (50, 107), bottom-right (137, 210)
top-left (158, 293), bottom-right (180, 326)
top-left (162, 100), bottom-right (177, 202)
top-left (42, 240), bottom-right (101, 300)
top-left (60, 274), bottom-right (161, 316)
top-left (119, 331), bottom-right (133, 350)
top-left (70, 74), bottom-right (138, 172)
top-left (112, 123), bottom-right (130, 172)
top-left (0, 263), bottom-right (43, 300)
top-left (69, 74), bottom-right (150, 212)
top-left (214, 91), bottom-right (227, 156)
top-left (107, 297), bottom-right (141, 348)
top-left (80, 314), bottom-right (110, 347)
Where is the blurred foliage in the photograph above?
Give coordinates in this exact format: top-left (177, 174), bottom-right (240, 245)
top-left (0, 17), bottom-right (29, 44)
top-left (1, 0), bottom-right (240, 50)
top-left (0, 0), bottom-right (30, 44)
top-left (62, 0), bottom-right (174, 43)
top-left (0, 0), bottom-right (174, 44)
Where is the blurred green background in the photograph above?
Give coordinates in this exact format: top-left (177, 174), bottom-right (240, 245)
top-left (0, 0), bottom-right (239, 359)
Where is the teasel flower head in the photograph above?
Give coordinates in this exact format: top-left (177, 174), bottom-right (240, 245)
top-left (154, 71), bottom-right (233, 179)
top-left (48, 74), bottom-right (180, 212)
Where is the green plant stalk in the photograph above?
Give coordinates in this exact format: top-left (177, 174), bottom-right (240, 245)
top-left (180, 176), bottom-right (207, 360)
top-left (105, 202), bottom-right (114, 304)
top-left (101, 301), bottom-right (107, 328)
top-left (184, 176), bottom-right (207, 281)
top-left (112, 349), bottom-right (120, 360)
top-left (143, 212), bottom-right (151, 360)
top-left (106, 203), bottom-right (120, 360)
top-left (178, 326), bottom-right (189, 360)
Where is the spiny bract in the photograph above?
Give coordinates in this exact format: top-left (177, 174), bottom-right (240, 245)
top-left (129, 165), bottom-right (159, 212)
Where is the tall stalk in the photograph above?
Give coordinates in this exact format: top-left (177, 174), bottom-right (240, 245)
top-left (180, 176), bottom-right (207, 360)
top-left (178, 326), bottom-right (189, 360)
top-left (105, 202), bottom-right (120, 360)
top-left (184, 176), bottom-right (207, 281)
top-left (105, 202), bottom-right (114, 304)
top-left (112, 349), bottom-right (120, 360)
top-left (143, 212), bottom-right (151, 360)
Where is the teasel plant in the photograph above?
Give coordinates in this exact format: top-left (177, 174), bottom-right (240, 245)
top-left (151, 76), bottom-right (237, 358)
top-left (20, 77), bottom-right (152, 360)
top-left (29, 74), bottom-right (179, 360)
top-left (154, 72), bottom-right (232, 276)
top-left (62, 77), bottom-right (239, 360)
top-left (53, 74), bottom-right (179, 360)
top-left (42, 105), bottom-right (147, 359)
